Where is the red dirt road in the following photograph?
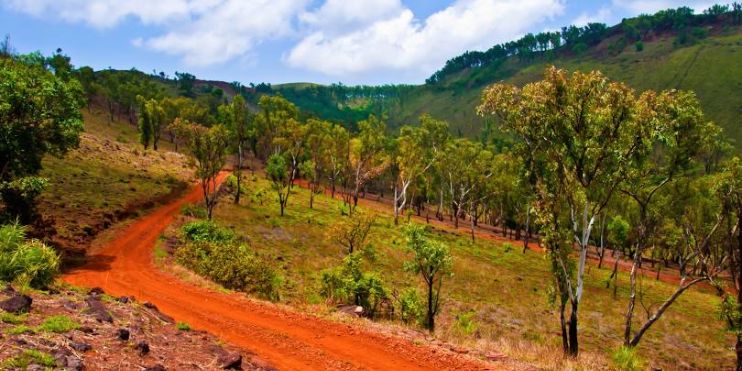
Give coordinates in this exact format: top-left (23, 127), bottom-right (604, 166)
top-left (62, 174), bottom-right (493, 371)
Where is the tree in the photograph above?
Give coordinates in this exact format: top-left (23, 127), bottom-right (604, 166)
top-left (403, 225), bottom-right (453, 332)
top-left (326, 124), bottom-right (350, 199)
top-left (304, 119), bottom-right (332, 208)
top-left (219, 95), bottom-right (252, 204)
top-left (391, 115), bottom-right (447, 225)
top-left (266, 154), bottom-right (291, 216)
top-left (0, 56), bottom-right (84, 222)
top-left (349, 115), bottom-right (389, 213)
top-left (187, 124), bottom-right (229, 220)
top-left (478, 66), bottom-right (653, 357)
top-left (327, 211), bottom-right (375, 255)
top-left (175, 71), bottom-right (196, 97)
top-left (713, 157), bottom-right (742, 371)
top-left (273, 117), bottom-right (307, 192)
top-left (619, 89), bottom-right (719, 348)
top-left (138, 97), bottom-right (153, 150)
top-left (255, 95), bottom-right (298, 159)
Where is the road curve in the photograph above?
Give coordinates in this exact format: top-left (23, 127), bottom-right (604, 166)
top-left (62, 174), bottom-right (492, 371)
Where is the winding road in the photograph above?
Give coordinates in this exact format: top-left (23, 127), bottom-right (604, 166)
top-left (62, 174), bottom-right (492, 371)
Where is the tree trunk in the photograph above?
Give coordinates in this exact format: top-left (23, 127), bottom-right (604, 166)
top-left (234, 145), bottom-right (242, 204)
top-left (427, 281), bottom-right (435, 332)
top-left (735, 334), bottom-right (741, 371)
top-left (523, 207), bottom-right (530, 253)
top-left (559, 300), bottom-right (568, 353)
top-left (624, 251), bottom-right (640, 345)
top-left (568, 302), bottom-right (579, 357)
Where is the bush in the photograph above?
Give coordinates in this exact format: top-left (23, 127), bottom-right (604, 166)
top-left (320, 253), bottom-right (388, 317)
top-left (454, 310), bottom-right (478, 336)
top-left (176, 239), bottom-right (280, 301)
top-left (398, 288), bottom-right (423, 325)
top-left (224, 174), bottom-right (248, 196)
top-left (181, 220), bottom-right (234, 244)
top-left (0, 223), bottom-right (59, 288)
top-left (2, 349), bottom-right (55, 368)
top-left (612, 346), bottom-right (644, 371)
top-left (176, 322), bottom-right (191, 331)
top-left (181, 203), bottom-right (208, 219)
top-left (635, 40), bottom-right (644, 52)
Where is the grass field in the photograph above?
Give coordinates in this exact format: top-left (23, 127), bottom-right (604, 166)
top-left (37, 108), bottom-right (193, 256)
top-left (179, 174), bottom-right (734, 370)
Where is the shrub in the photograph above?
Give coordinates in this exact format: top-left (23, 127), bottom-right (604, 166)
top-left (0, 312), bottom-right (27, 324)
top-left (181, 220), bottom-right (234, 244)
top-left (224, 174), bottom-right (248, 196)
top-left (181, 203), bottom-right (208, 219)
top-left (176, 322), bottom-right (191, 331)
top-left (454, 310), bottom-right (478, 336)
top-left (398, 288), bottom-right (423, 325)
top-left (38, 315), bottom-right (79, 333)
top-left (7, 325), bottom-right (34, 335)
top-left (320, 253), bottom-right (388, 317)
top-left (176, 240), bottom-right (280, 301)
top-left (635, 41), bottom-right (644, 52)
top-left (612, 346), bottom-right (644, 371)
top-left (0, 223), bottom-right (59, 288)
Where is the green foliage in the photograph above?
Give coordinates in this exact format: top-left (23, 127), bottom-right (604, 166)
top-left (0, 56), bottom-right (84, 221)
top-left (0, 223), bottom-right (59, 288)
top-left (454, 310), bottom-right (479, 336)
top-left (634, 40), bottom-right (644, 51)
top-left (320, 252), bottom-right (388, 317)
top-left (224, 174), bottom-right (248, 196)
top-left (0, 176), bottom-right (48, 223)
top-left (177, 222), bottom-right (279, 300)
top-left (176, 322), bottom-right (191, 331)
top-left (611, 346), bottom-right (645, 371)
top-left (2, 349), bottom-right (55, 368)
top-left (607, 216), bottom-right (630, 250)
top-left (181, 203), bottom-right (208, 219)
top-left (181, 220), bottom-right (234, 244)
top-left (38, 315), bottom-right (79, 333)
top-left (398, 288), bottom-right (423, 325)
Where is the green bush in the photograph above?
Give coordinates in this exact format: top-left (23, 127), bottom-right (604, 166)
top-left (454, 310), bottom-right (478, 336)
top-left (0, 223), bottom-right (59, 288)
top-left (398, 288), bottom-right (423, 325)
top-left (612, 346), bottom-right (644, 371)
top-left (181, 203), bottom-right (208, 219)
top-left (320, 253), bottom-right (388, 317)
top-left (176, 240), bottom-right (280, 301)
top-left (224, 174), bottom-right (248, 195)
top-left (176, 322), bottom-right (191, 331)
top-left (635, 41), bottom-right (644, 52)
top-left (181, 220), bottom-right (234, 244)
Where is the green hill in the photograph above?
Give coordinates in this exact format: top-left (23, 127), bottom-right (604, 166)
top-left (266, 11), bottom-right (741, 146)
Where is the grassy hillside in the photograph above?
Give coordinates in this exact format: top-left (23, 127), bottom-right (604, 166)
top-left (389, 27), bottom-right (742, 140)
top-left (167, 175), bottom-right (733, 370)
top-left (37, 108), bottom-right (193, 258)
top-left (269, 25), bottom-right (741, 145)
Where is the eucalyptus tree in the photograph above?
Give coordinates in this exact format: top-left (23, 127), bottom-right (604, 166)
top-left (266, 154), bottom-right (291, 216)
top-left (255, 95), bottom-right (298, 159)
top-left (218, 95), bottom-right (252, 204)
top-left (273, 117), bottom-right (307, 192)
top-left (438, 139), bottom-right (491, 230)
top-left (478, 66), bottom-right (654, 357)
top-left (619, 90), bottom-right (720, 348)
top-left (187, 124), bottom-right (230, 220)
top-left (349, 115), bottom-right (389, 213)
top-left (326, 124), bottom-right (350, 199)
top-left (303, 118), bottom-right (332, 208)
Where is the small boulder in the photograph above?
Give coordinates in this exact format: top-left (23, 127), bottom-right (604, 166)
top-left (145, 365), bottom-right (166, 371)
top-left (218, 352), bottom-right (242, 370)
top-left (0, 294), bottom-right (32, 314)
top-left (336, 305), bottom-right (363, 317)
top-left (70, 342), bottom-right (92, 352)
top-left (135, 341), bottom-right (150, 356)
top-left (85, 296), bottom-right (113, 323)
top-left (65, 356), bottom-right (84, 371)
top-left (77, 326), bottom-right (95, 334)
top-left (88, 287), bottom-right (105, 296)
top-left (116, 328), bottom-right (130, 341)
top-left (117, 296), bottom-right (134, 304)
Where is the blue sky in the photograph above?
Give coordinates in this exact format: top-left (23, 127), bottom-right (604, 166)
top-left (0, 0), bottom-right (723, 85)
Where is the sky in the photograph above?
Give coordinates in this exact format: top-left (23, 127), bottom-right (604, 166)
top-left (0, 0), bottom-right (725, 85)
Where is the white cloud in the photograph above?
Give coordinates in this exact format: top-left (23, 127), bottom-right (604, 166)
top-left (6, 0), bottom-right (308, 67)
top-left (299, 0), bottom-right (405, 34)
top-left (143, 0), bottom-right (308, 67)
top-left (5, 0), bottom-right (217, 28)
top-left (286, 0), bottom-right (565, 77)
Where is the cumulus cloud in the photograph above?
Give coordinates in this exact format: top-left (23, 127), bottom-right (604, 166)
top-left (286, 0), bottom-right (565, 76)
top-left (572, 7), bottom-right (613, 26)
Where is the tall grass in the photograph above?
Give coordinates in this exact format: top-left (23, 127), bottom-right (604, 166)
top-left (0, 223), bottom-right (59, 288)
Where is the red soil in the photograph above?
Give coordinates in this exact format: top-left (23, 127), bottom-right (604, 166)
top-left (62, 174), bottom-right (494, 371)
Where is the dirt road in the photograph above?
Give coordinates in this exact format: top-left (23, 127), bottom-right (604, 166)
top-left (63, 174), bottom-right (493, 371)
